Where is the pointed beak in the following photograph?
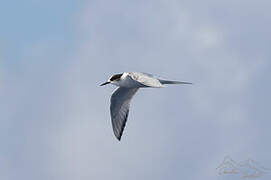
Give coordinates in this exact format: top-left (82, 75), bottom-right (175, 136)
top-left (100, 82), bottom-right (110, 86)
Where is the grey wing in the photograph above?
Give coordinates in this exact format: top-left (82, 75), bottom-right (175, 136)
top-left (128, 72), bottom-right (163, 88)
top-left (110, 87), bottom-right (139, 141)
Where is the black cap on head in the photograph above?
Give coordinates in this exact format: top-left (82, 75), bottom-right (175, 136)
top-left (110, 73), bottom-right (123, 81)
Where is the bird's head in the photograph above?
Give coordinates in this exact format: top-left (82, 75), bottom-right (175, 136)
top-left (100, 73), bottom-right (123, 86)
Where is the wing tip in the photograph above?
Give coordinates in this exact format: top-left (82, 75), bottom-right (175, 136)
top-left (112, 109), bottom-right (129, 141)
top-left (114, 131), bottom-right (122, 141)
top-left (117, 136), bottom-right (121, 141)
top-left (114, 127), bottom-right (124, 141)
top-left (113, 124), bottom-right (124, 141)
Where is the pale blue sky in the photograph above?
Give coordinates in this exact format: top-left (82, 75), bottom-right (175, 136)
top-left (1, 0), bottom-right (271, 180)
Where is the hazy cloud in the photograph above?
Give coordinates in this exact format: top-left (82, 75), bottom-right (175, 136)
top-left (1, 0), bottom-right (271, 180)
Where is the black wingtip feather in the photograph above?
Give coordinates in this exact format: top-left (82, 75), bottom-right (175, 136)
top-left (115, 109), bottom-right (129, 141)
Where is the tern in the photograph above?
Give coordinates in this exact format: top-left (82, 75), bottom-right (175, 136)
top-left (100, 72), bottom-right (192, 141)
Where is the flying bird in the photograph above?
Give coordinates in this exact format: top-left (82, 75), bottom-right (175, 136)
top-left (100, 72), bottom-right (192, 141)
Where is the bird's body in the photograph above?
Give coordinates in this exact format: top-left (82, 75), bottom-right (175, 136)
top-left (100, 72), bottom-right (192, 141)
top-left (110, 72), bottom-right (162, 88)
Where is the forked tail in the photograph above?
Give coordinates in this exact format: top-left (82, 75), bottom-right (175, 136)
top-left (159, 79), bottom-right (192, 85)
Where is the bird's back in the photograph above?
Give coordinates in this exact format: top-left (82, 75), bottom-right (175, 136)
top-left (127, 72), bottom-right (163, 88)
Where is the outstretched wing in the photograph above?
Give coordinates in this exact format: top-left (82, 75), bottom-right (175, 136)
top-left (110, 87), bottom-right (139, 141)
top-left (128, 72), bottom-right (163, 88)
